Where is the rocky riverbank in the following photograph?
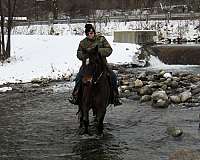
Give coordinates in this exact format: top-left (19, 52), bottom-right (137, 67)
top-left (1, 64), bottom-right (200, 110)
top-left (110, 64), bottom-right (200, 109)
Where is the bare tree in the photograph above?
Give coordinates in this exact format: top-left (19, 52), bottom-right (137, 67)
top-left (0, 0), bottom-right (17, 61)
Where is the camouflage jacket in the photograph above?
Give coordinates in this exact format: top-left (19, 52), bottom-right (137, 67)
top-left (77, 34), bottom-right (112, 64)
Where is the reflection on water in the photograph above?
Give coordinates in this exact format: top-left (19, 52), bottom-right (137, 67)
top-left (72, 133), bottom-right (123, 160)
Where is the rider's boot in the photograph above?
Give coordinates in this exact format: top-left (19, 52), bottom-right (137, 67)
top-left (69, 85), bottom-right (80, 105)
top-left (113, 89), bottom-right (122, 106)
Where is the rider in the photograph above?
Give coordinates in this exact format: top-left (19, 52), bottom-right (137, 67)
top-left (69, 24), bottom-right (122, 106)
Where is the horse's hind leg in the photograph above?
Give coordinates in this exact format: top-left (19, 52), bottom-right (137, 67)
top-left (92, 107), bottom-right (97, 122)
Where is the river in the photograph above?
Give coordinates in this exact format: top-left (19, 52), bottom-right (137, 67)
top-left (0, 77), bottom-right (200, 160)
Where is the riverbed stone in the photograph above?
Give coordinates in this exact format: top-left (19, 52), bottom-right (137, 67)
top-left (134, 79), bottom-right (143, 88)
top-left (167, 126), bottom-right (183, 137)
top-left (169, 149), bottom-right (200, 160)
top-left (139, 85), bottom-right (153, 95)
top-left (137, 71), bottom-right (147, 81)
top-left (163, 72), bottom-right (172, 79)
top-left (140, 95), bottom-right (151, 102)
top-left (152, 99), bottom-right (169, 108)
top-left (180, 90), bottom-right (192, 102)
top-left (169, 95), bottom-right (181, 104)
top-left (151, 90), bottom-right (168, 101)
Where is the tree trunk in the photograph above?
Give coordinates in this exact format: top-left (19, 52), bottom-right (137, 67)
top-left (0, 0), bottom-right (17, 61)
top-left (0, 0), bottom-right (6, 61)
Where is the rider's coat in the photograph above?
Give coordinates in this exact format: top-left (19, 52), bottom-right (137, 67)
top-left (77, 34), bottom-right (112, 64)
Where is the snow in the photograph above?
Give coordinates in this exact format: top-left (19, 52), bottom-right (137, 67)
top-left (0, 20), bottom-right (199, 85)
top-left (0, 34), bottom-right (140, 85)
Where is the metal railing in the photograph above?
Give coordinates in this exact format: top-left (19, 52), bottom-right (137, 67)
top-left (12, 12), bottom-right (200, 26)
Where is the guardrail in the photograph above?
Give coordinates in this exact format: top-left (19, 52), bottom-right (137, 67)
top-left (13, 12), bottom-right (200, 26)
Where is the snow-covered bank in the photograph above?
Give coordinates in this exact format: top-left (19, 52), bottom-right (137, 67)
top-left (0, 35), bottom-right (140, 85)
top-left (13, 20), bottom-right (200, 41)
top-left (1, 19), bottom-right (200, 85)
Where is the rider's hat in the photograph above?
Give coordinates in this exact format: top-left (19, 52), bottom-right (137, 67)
top-left (85, 24), bottom-right (96, 36)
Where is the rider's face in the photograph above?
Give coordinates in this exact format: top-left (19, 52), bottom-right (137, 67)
top-left (87, 30), bottom-right (95, 39)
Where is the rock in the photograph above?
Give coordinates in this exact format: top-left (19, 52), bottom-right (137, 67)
top-left (127, 92), bottom-right (141, 101)
top-left (148, 82), bottom-right (161, 88)
top-left (180, 90), bottom-right (192, 102)
top-left (151, 90), bottom-right (168, 101)
top-left (163, 72), bottom-right (172, 79)
top-left (170, 80), bottom-right (179, 89)
top-left (172, 76), bottom-right (180, 82)
top-left (191, 86), bottom-right (200, 95)
top-left (169, 149), bottom-right (200, 160)
top-left (31, 78), bottom-right (42, 83)
top-left (31, 78), bottom-right (49, 84)
top-left (32, 84), bottom-right (40, 88)
top-left (120, 85), bottom-right (132, 92)
top-left (151, 90), bottom-right (169, 108)
top-left (134, 79), bottom-right (143, 88)
top-left (152, 99), bottom-right (169, 108)
top-left (163, 78), bottom-right (172, 86)
top-left (170, 95), bottom-right (181, 104)
top-left (161, 84), bottom-right (168, 90)
top-left (140, 95), bottom-right (151, 102)
top-left (160, 78), bottom-right (166, 82)
top-left (122, 80), bottom-right (130, 85)
top-left (167, 126), bottom-right (183, 137)
top-left (137, 71), bottom-right (147, 81)
top-left (139, 85), bottom-right (153, 95)
top-left (159, 70), bottom-right (165, 76)
top-left (0, 87), bottom-right (12, 93)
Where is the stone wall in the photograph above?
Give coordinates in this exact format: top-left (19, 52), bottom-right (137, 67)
top-left (113, 30), bottom-right (156, 44)
top-left (151, 44), bottom-right (200, 65)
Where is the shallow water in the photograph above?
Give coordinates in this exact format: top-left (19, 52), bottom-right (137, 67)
top-left (0, 81), bottom-right (200, 160)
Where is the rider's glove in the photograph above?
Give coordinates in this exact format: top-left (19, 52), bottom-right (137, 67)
top-left (86, 45), bottom-right (98, 54)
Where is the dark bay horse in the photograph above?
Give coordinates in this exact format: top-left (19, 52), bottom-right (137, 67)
top-left (78, 49), bottom-right (111, 135)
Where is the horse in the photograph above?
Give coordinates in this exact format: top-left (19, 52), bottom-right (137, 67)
top-left (78, 48), bottom-right (111, 135)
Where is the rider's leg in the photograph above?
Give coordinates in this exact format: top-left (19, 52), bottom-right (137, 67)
top-left (110, 70), bottom-right (122, 106)
top-left (69, 69), bottom-right (83, 105)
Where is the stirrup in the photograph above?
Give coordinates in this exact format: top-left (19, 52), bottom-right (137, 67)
top-left (114, 97), bottom-right (122, 106)
top-left (69, 96), bottom-right (79, 105)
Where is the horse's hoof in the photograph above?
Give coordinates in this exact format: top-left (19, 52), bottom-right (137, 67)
top-left (78, 128), bottom-right (89, 135)
top-left (97, 128), bottom-right (103, 135)
top-left (97, 130), bottom-right (104, 136)
top-left (92, 117), bottom-right (98, 123)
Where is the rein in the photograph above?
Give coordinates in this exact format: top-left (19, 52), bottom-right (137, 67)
top-left (93, 71), bottom-right (104, 84)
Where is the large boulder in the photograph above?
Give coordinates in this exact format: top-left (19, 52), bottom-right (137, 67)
top-left (151, 90), bottom-right (169, 108)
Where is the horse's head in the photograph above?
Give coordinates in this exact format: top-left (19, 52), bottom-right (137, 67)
top-left (88, 46), bottom-right (105, 73)
top-left (82, 47), bottom-right (106, 85)
top-left (88, 46), bottom-right (100, 63)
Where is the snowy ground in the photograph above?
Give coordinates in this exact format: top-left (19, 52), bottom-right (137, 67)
top-left (0, 35), bottom-right (140, 85)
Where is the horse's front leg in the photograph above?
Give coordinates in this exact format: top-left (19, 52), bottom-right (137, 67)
top-left (79, 106), bottom-right (89, 135)
top-left (97, 108), bottom-right (106, 135)
top-left (78, 107), bottom-right (83, 128)
top-left (82, 108), bottom-right (89, 134)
